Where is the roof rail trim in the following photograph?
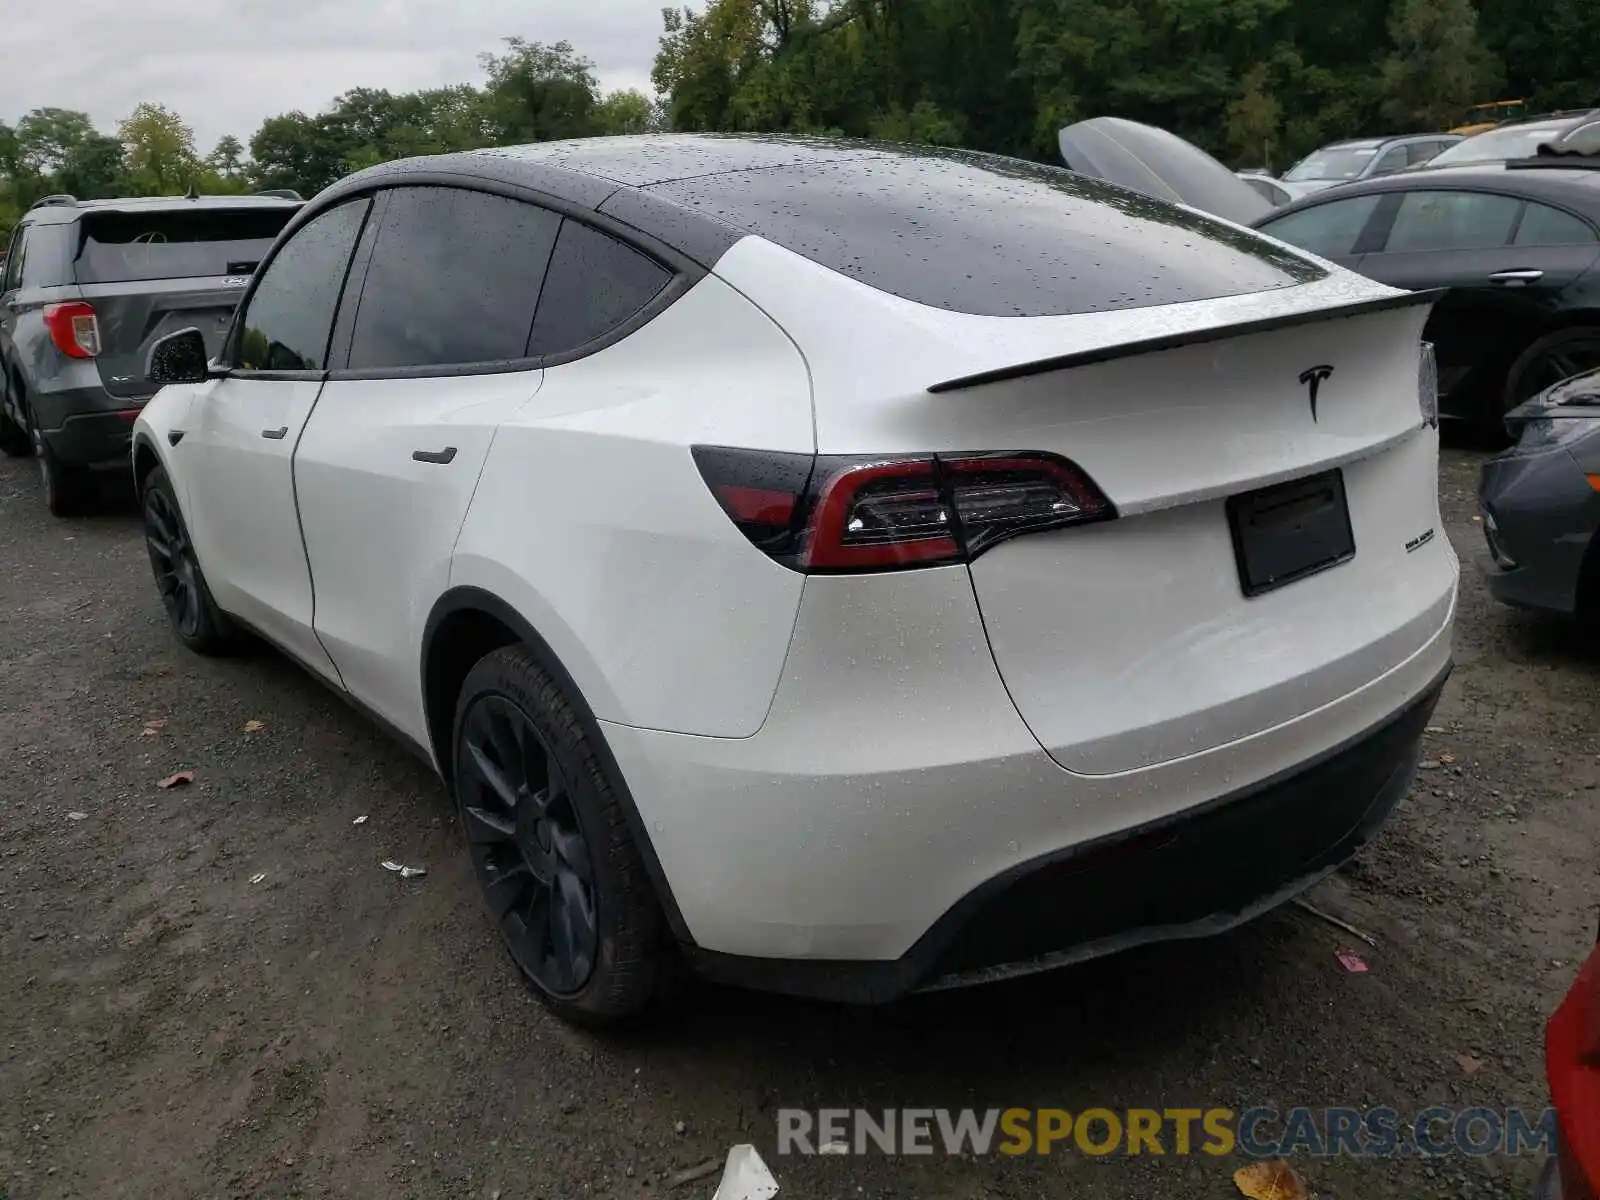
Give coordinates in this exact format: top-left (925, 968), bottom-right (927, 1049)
top-left (28, 194), bottom-right (79, 210)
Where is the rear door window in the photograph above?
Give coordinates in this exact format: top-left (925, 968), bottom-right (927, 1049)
top-left (1383, 191), bottom-right (1522, 252)
top-left (344, 186), bottom-right (561, 371)
top-left (75, 208), bottom-right (296, 284)
top-left (235, 199), bottom-right (369, 373)
top-left (527, 221), bottom-right (671, 357)
top-left (1256, 195), bottom-right (1384, 258)
top-left (1514, 201), bottom-right (1598, 246)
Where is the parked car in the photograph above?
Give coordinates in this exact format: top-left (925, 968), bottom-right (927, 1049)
top-left (1252, 163), bottom-right (1600, 426)
top-left (133, 134), bottom-right (1457, 1025)
top-left (0, 191), bottom-right (303, 515)
top-left (1277, 134), bottom-right (1462, 199)
top-left (1238, 171), bottom-right (1294, 207)
top-left (1534, 915), bottom-right (1598, 1198)
top-left (1479, 368), bottom-right (1600, 615)
top-left (1421, 111), bottom-right (1600, 171)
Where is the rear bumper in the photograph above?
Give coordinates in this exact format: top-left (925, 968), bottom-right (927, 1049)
top-left (35, 388), bottom-right (144, 470)
top-left (681, 663), bottom-right (1446, 1002)
top-left (604, 561), bottom-right (1456, 999)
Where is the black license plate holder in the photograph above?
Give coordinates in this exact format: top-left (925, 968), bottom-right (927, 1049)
top-left (1226, 469), bottom-right (1355, 598)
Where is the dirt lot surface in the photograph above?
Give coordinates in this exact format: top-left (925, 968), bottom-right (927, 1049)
top-left (1, 442), bottom-right (1597, 1200)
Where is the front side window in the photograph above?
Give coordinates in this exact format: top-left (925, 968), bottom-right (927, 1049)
top-left (1371, 147), bottom-right (1409, 176)
top-left (1257, 195), bottom-right (1384, 258)
top-left (527, 220), bottom-right (671, 358)
top-left (235, 199), bottom-right (369, 372)
top-left (1383, 191), bottom-right (1522, 253)
top-left (344, 187), bottom-right (561, 371)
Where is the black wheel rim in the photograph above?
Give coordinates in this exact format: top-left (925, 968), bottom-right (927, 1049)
top-left (1513, 336), bottom-right (1600, 406)
top-left (144, 487), bottom-right (202, 638)
top-left (456, 695), bottom-right (598, 997)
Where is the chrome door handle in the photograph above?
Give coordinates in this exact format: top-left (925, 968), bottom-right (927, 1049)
top-left (1489, 269), bottom-right (1544, 284)
top-left (412, 447), bottom-right (457, 465)
top-left (261, 426), bottom-right (288, 440)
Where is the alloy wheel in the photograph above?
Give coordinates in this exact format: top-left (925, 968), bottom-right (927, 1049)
top-left (143, 487), bottom-right (203, 639)
top-left (457, 694), bottom-right (599, 997)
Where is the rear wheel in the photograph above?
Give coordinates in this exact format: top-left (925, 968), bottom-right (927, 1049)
top-left (1502, 326), bottom-right (1600, 417)
top-left (142, 465), bottom-right (236, 653)
top-left (0, 373), bottom-right (28, 457)
top-left (26, 400), bottom-right (96, 516)
top-left (452, 645), bottom-right (667, 1025)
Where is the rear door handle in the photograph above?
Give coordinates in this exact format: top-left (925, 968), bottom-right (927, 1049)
top-left (1489, 269), bottom-right (1544, 284)
top-left (412, 447), bottom-right (457, 465)
top-left (261, 426), bottom-right (288, 440)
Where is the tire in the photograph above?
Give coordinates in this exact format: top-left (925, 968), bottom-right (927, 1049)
top-left (0, 372), bottom-right (29, 457)
top-left (26, 400), bottom-right (96, 516)
top-left (1502, 326), bottom-right (1600, 418)
top-left (452, 644), bottom-right (667, 1025)
top-left (141, 465), bottom-right (236, 654)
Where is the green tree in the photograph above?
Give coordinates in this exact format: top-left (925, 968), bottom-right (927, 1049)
top-left (249, 112), bottom-right (347, 196)
top-left (57, 132), bottom-right (124, 198)
top-left (1382, 0), bottom-right (1500, 130)
top-left (479, 38), bottom-right (603, 143)
top-left (208, 135), bottom-right (245, 178)
top-left (118, 102), bottom-right (200, 193)
top-left (15, 107), bottom-right (97, 176)
top-left (596, 89), bottom-right (658, 135)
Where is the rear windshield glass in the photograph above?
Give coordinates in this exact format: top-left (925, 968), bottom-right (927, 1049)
top-left (647, 149), bottom-right (1324, 317)
top-left (74, 208), bottom-right (296, 284)
top-left (1428, 124), bottom-right (1575, 166)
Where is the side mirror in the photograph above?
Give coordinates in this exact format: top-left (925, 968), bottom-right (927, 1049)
top-left (147, 327), bottom-right (210, 385)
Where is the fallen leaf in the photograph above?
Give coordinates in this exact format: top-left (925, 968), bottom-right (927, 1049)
top-left (1336, 949), bottom-right (1369, 973)
top-left (141, 718), bottom-right (167, 737)
top-left (1439, 752), bottom-right (1457, 765)
top-left (157, 771), bottom-right (194, 790)
top-left (1234, 1158), bottom-right (1308, 1200)
top-left (1456, 1053), bottom-right (1484, 1076)
top-left (66, 811), bottom-right (88, 821)
top-left (243, 720), bottom-right (265, 733)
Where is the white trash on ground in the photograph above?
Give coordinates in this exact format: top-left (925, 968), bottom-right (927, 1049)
top-left (710, 1144), bottom-right (778, 1200)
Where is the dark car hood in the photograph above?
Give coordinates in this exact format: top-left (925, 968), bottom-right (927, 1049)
top-left (1057, 117), bottom-right (1273, 226)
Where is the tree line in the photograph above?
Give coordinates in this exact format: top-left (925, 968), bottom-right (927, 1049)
top-left (3, 0), bottom-right (1596, 240)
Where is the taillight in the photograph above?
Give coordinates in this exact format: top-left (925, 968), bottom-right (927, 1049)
top-left (692, 446), bottom-right (1114, 572)
top-left (43, 302), bottom-right (100, 359)
top-left (1547, 940), bottom-right (1600, 1199)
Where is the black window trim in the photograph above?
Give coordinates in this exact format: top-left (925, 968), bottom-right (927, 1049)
top-left (315, 173), bottom-right (697, 383)
top-left (1255, 191), bottom-right (1395, 258)
top-left (218, 195), bottom-right (376, 383)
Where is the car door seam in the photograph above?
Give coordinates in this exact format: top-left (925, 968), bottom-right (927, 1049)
top-left (289, 376), bottom-right (348, 690)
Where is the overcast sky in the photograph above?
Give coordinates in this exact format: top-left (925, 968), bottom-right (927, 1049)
top-left (1, 0), bottom-right (664, 154)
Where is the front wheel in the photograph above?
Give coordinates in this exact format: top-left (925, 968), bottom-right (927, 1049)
top-left (142, 465), bottom-right (236, 654)
top-left (1502, 326), bottom-right (1600, 417)
top-left (452, 645), bottom-right (668, 1025)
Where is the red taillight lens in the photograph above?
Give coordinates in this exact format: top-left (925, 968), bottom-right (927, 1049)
top-left (43, 302), bottom-right (100, 359)
top-left (1548, 941), bottom-right (1600, 1199)
top-left (692, 446), bottom-right (1114, 573)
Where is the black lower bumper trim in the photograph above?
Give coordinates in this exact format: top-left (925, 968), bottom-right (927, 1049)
top-left (684, 663), bottom-right (1450, 1004)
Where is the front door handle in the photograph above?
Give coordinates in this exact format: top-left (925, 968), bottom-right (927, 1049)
top-left (1489, 269), bottom-right (1545, 285)
top-left (412, 446), bottom-right (457, 465)
top-left (261, 426), bottom-right (288, 440)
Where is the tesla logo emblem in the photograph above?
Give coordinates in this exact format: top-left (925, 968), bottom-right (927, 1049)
top-left (1299, 365), bottom-right (1334, 421)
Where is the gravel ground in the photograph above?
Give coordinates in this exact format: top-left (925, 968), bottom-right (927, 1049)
top-left (1, 442), bottom-right (1597, 1200)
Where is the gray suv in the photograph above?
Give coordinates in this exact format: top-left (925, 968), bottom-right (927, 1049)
top-left (0, 191), bottom-right (302, 514)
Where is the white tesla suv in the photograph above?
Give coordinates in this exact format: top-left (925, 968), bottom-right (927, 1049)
top-left (132, 135), bottom-right (1458, 1024)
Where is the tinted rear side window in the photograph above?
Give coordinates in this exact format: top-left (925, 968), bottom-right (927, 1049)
top-left (75, 208), bottom-right (295, 284)
top-left (646, 152), bottom-right (1324, 317)
top-left (528, 221), bottom-right (671, 357)
top-left (345, 187), bottom-right (561, 371)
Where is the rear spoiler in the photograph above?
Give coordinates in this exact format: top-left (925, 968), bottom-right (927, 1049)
top-left (926, 289), bottom-right (1445, 394)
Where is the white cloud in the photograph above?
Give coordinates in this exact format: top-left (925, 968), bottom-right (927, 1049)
top-left (0, 0), bottom-right (663, 153)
